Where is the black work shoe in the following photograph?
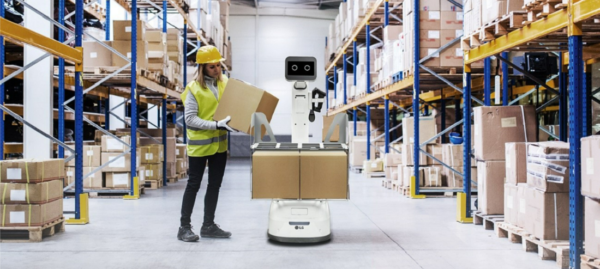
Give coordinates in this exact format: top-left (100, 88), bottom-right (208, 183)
top-left (200, 223), bottom-right (232, 238)
top-left (177, 225), bottom-right (200, 242)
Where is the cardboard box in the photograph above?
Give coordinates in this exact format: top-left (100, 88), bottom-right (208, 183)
top-left (176, 158), bottom-right (187, 173)
top-left (252, 151), bottom-right (300, 199)
top-left (440, 29), bottom-right (463, 67)
top-left (139, 137), bottom-right (177, 163)
top-left (140, 144), bottom-right (164, 164)
top-left (111, 40), bottom-right (148, 69)
top-left (474, 105), bottom-right (537, 161)
top-left (83, 41), bottom-right (113, 68)
top-left (300, 151), bottom-right (348, 199)
top-left (585, 197), bottom-right (600, 258)
top-left (0, 180), bottom-right (63, 204)
top-left (0, 199), bottom-right (62, 227)
top-left (441, 0), bottom-right (463, 11)
top-left (213, 79), bottom-right (279, 135)
top-left (402, 166), bottom-right (425, 187)
top-left (505, 142), bottom-right (527, 185)
top-left (385, 166), bottom-right (399, 179)
top-left (363, 158), bottom-right (384, 173)
top-left (1, 159), bottom-right (64, 183)
top-left (349, 138), bottom-right (376, 166)
top-left (504, 183), bottom-right (519, 226)
top-left (525, 188), bottom-right (569, 240)
top-left (101, 135), bottom-right (133, 153)
top-left (101, 150), bottom-right (141, 173)
top-left (66, 167), bottom-right (103, 189)
top-left (383, 25), bottom-right (403, 43)
top-left (142, 163), bottom-right (163, 180)
top-left (419, 11), bottom-right (441, 29)
top-left (404, 0), bottom-right (441, 13)
top-left (517, 183), bottom-right (528, 228)
top-left (444, 166), bottom-right (477, 188)
top-left (477, 161), bottom-right (506, 215)
top-left (442, 144), bottom-right (465, 167)
top-left (323, 114), bottom-right (341, 142)
top-left (582, 136), bottom-right (600, 199)
top-left (176, 144), bottom-right (187, 159)
top-left (526, 142), bottom-right (569, 193)
top-left (426, 144), bottom-right (443, 165)
top-left (116, 128), bottom-right (177, 138)
top-left (384, 153), bottom-right (402, 167)
top-left (113, 20), bottom-right (146, 41)
top-left (402, 116), bottom-right (437, 145)
top-left (145, 30), bottom-right (165, 43)
top-left (401, 144), bottom-right (428, 166)
top-left (166, 162), bottom-right (177, 178)
top-left (423, 166), bottom-right (442, 187)
top-left (441, 11), bottom-right (463, 29)
top-left (105, 172), bottom-right (131, 188)
top-left (420, 30), bottom-right (441, 47)
top-left (64, 145), bottom-right (101, 167)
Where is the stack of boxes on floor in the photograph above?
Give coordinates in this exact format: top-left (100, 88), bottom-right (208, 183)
top-left (383, 150), bottom-right (402, 189)
top-left (474, 105), bottom-right (536, 216)
top-left (139, 144), bottom-right (164, 187)
top-left (100, 134), bottom-right (142, 189)
top-left (0, 159), bottom-right (64, 227)
top-left (132, 128), bottom-right (178, 182)
top-left (582, 136), bottom-right (600, 259)
top-left (398, 115), bottom-right (443, 189)
top-left (402, 0), bottom-right (466, 74)
top-left (65, 145), bottom-right (102, 189)
top-left (360, 110), bottom-right (395, 173)
top-left (176, 144), bottom-right (188, 178)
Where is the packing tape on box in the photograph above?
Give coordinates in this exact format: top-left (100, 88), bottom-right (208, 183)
top-left (1, 204), bottom-right (4, 226)
top-left (520, 106), bottom-right (528, 143)
top-left (554, 193), bottom-right (558, 239)
top-left (1, 183), bottom-right (6, 204)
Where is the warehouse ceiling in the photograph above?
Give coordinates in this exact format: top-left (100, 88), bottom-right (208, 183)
top-left (230, 0), bottom-right (343, 10)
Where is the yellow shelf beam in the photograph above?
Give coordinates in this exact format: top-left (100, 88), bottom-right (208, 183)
top-left (324, 0), bottom-right (384, 73)
top-left (0, 17), bottom-right (82, 64)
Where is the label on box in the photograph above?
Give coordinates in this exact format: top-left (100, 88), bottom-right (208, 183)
top-left (67, 171), bottom-right (73, 177)
top-left (113, 173), bottom-right (129, 187)
top-left (519, 199), bottom-right (526, 213)
top-left (10, 190), bottom-right (26, 201)
top-left (181, 162), bottom-right (184, 168)
top-left (371, 162), bottom-right (377, 168)
top-left (429, 11), bottom-right (440, 20)
top-left (65, 151), bottom-right (72, 156)
top-left (87, 150), bottom-right (94, 156)
top-left (501, 117), bottom-right (517, 128)
top-left (506, 155), bottom-right (511, 168)
top-left (10, 211), bottom-right (25, 223)
top-left (176, 149), bottom-right (180, 155)
top-left (89, 172), bottom-right (95, 178)
top-left (145, 153), bottom-right (153, 160)
top-left (507, 196), bottom-right (513, 209)
top-left (90, 52), bottom-right (97, 58)
top-left (456, 12), bottom-right (463, 21)
top-left (106, 138), bottom-right (122, 150)
top-left (7, 168), bottom-right (22, 180)
top-left (596, 220), bottom-right (600, 237)
top-left (455, 30), bottom-right (463, 37)
top-left (456, 48), bottom-right (463, 57)
top-left (587, 158), bottom-right (594, 175)
top-left (146, 170), bottom-right (153, 177)
top-left (127, 52), bottom-right (132, 59)
top-left (125, 26), bottom-right (132, 33)
top-left (428, 31), bottom-right (440, 39)
top-left (109, 156), bottom-right (126, 168)
top-left (547, 175), bottom-right (564, 184)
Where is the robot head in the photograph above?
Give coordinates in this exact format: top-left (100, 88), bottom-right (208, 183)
top-left (285, 56), bottom-right (317, 82)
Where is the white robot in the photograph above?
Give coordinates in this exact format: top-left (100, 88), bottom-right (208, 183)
top-left (250, 57), bottom-right (348, 243)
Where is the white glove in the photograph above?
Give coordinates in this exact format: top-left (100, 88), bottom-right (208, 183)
top-left (215, 116), bottom-right (235, 132)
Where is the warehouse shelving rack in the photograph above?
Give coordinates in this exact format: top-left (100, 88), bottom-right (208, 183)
top-left (325, 0), bottom-right (484, 197)
top-left (460, 1), bottom-right (600, 267)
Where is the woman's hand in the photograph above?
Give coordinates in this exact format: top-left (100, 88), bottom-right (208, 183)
top-left (216, 116), bottom-right (236, 132)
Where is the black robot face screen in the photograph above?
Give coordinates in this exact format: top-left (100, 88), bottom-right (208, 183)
top-left (287, 61), bottom-right (315, 77)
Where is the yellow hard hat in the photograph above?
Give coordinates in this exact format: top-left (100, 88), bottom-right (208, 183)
top-left (196, 45), bottom-right (223, 64)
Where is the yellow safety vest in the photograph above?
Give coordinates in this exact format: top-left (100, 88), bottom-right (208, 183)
top-left (181, 75), bottom-right (229, 157)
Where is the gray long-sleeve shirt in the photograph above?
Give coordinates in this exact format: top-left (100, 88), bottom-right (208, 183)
top-left (184, 76), bottom-right (220, 131)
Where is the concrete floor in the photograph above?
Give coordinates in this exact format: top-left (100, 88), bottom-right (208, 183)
top-left (1, 158), bottom-right (557, 269)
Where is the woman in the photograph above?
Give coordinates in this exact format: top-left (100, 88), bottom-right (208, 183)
top-left (178, 45), bottom-right (235, 242)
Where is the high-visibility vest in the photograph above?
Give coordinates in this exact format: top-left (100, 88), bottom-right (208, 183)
top-left (181, 76), bottom-right (229, 157)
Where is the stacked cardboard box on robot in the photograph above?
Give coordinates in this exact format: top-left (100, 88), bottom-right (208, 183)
top-left (473, 105), bottom-right (537, 216)
top-left (522, 142), bottom-right (570, 240)
top-left (0, 159), bottom-right (64, 227)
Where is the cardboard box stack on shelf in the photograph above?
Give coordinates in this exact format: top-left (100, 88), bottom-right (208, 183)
top-left (582, 135), bottom-right (600, 259)
top-left (524, 142), bottom-right (570, 240)
top-left (176, 144), bottom-right (188, 178)
top-left (112, 20), bottom-right (149, 70)
top-left (100, 135), bottom-right (142, 189)
top-left (146, 29), bottom-right (167, 74)
top-left (463, 0), bottom-right (524, 44)
top-left (166, 28), bottom-right (183, 87)
top-left (0, 159), bottom-right (65, 227)
top-left (402, 0), bottom-right (465, 74)
top-left (473, 105), bottom-right (536, 216)
top-left (65, 145), bottom-right (102, 189)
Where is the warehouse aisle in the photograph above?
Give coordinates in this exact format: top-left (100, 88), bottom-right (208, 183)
top-left (1, 158), bottom-right (555, 269)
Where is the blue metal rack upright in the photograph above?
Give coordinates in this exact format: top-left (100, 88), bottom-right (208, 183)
top-left (0, 1), bottom-right (5, 160)
top-left (129, 0), bottom-right (139, 194)
top-left (411, 0), bottom-right (423, 198)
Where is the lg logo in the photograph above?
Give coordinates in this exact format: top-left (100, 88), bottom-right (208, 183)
top-left (294, 226), bottom-right (304, 230)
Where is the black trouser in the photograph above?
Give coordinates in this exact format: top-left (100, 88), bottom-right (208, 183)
top-left (180, 152), bottom-right (227, 227)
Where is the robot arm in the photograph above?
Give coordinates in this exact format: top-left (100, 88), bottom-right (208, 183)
top-left (308, 88), bottom-right (326, 123)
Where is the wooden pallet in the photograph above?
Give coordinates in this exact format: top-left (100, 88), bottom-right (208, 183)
top-left (0, 217), bottom-right (65, 243)
top-left (381, 178), bottom-right (393, 189)
top-left (145, 179), bottom-right (163, 190)
top-left (350, 165), bottom-right (363, 174)
top-left (87, 187), bottom-right (145, 198)
top-left (478, 12), bottom-right (527, 43)
top-left (168, 176), bottom-right (179, 183)
top-left (178, 171), bottom-right (188, 179)
top-left (473, 211), bottom-right (505, 230)
top-left (495, 222), bottom-right (569, 268)
top-left (581, 255), bottom-right (600, 269)
top-left (363, 171), bottom-right (386, 178)
top-left (523, 0), bottom-right (566, 23)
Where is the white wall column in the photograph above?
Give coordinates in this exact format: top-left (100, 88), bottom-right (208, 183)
top-left (23, 0), bottom-right (53, 159)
